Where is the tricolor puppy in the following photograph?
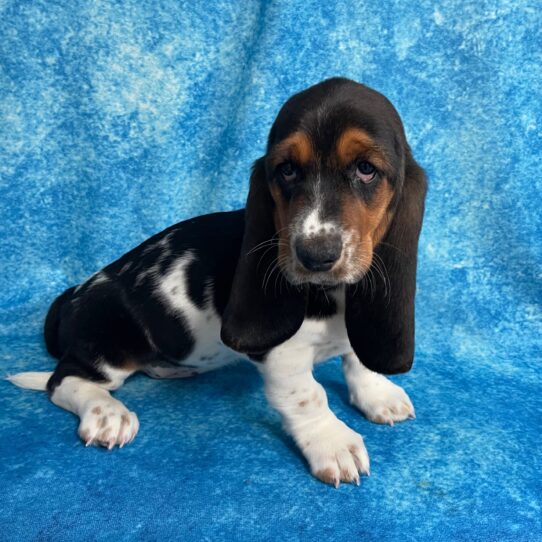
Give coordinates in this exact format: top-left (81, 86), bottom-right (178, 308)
top-left (9, 78), bottom-right (427, 487)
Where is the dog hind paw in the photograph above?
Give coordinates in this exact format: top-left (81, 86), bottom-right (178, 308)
top-left (78, 399), bottom-right (139, 449)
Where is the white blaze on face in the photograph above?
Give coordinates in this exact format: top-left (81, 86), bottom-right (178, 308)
top-left (302, 208), bottom-right (321, 236)
top-left (301, 208), bottom-right (339, 238)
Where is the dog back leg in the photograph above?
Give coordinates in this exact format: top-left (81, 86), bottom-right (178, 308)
top-left (47, 356), bottom-right (139, 449)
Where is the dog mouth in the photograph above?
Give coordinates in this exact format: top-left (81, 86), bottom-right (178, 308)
top-left (289, 271), bottom-right (343, 286)
top-left (281, 256), bottom-right (369, 287)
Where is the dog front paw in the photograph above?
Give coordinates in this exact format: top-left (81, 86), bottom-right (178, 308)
top-left (349, 373), bottom-right (415, 425)
top-left (296, 416), bottom-right (370, 487)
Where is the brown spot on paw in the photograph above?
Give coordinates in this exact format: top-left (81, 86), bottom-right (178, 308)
top-left (315, 468), bottom-right (339, 487)
top-left (120, 414), bottom-right (130, 426)
top-left (298, 400), bottom-right (308, 407)
top-left (99, 416), bottom-right (108, 428)
top-left (91, 406), bottom-right (102, 415)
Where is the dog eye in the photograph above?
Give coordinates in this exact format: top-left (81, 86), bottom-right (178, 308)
top-left (278, 162), bottom-right (298, 182)
top-left (355, 161), bottom-right (376, 183)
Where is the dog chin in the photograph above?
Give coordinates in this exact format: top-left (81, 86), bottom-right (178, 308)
top-left (283, 266), bottom-right (364, 288)
top-left (306, 275), bottom-right (342, 287)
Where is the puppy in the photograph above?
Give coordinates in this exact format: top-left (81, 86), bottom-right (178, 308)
top-left (9, 77), bottom-right (427, 487)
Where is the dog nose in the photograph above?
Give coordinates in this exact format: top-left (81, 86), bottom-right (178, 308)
top-left (295, 235), bottom-right (342, 272)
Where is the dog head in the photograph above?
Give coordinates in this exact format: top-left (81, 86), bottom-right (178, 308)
top-left (221, 78), bottom-right (427, 373)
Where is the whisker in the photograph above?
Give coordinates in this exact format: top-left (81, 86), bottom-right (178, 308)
top-left (320, 285), bottom-right (330, 304)
top-left (371, 257), bottom-right (387, 297)
top-left (255, 239), bottom-right (290, 273)
top-left (256, 245), bottom-right (278, 273)
top-left (366, 267), bottom-right (375, 300)
top-left (247, 226), bottom-right (290, 256)
top-left (264, 251), bottom-right (292, 296)
top-left (261, 256), bottom-right (279, 294)
top-left (371, 252), bottom-right (392, 303)
top-left (249, 238), bottom-right (290, 256)
top-left (273, 255), bottom-right (291, 295)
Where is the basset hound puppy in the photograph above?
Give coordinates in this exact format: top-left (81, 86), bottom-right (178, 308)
top-left (9, 77), bottom-right (427, 487)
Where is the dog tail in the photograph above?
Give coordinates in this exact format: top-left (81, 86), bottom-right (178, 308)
top-left (44, 286), bottom-right (76, 359)
top-left (5, 371), bottom-right (53, 391)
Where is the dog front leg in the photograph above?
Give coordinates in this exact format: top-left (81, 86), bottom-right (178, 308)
top-left (342, 352), bottom-right (415, 425)
top-left (256, 352), bottom-right (370, 487)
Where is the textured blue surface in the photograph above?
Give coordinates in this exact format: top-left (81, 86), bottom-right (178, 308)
top-left (1, 1), bottom-right (541, 540)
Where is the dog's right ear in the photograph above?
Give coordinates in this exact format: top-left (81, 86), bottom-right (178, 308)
top-left (221, 157), bottom-right (306, 358)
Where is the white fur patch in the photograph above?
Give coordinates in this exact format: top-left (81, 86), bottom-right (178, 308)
top-left (89, 272), bottom-right (109, 287)
top-left (101, 364), bottom-right (136, 390)
top-left (342, 352), bottom-right (416, 425)
top-left (294, 314), bottom-right (351, 364)
top-left (5, 371), bottom-right (52, 391)
top-left (50, 376), bottom-right (139, 449)
top-left (157, 252), bottom-right (199, 322)
top-left (155, 252), bottom-right (244, 372)
top-left (301, 208), bottom-right (337, 237)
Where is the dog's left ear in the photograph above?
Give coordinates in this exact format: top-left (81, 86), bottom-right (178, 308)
top-left (345, 153), bottom-right (427, 374)
top-left (221, 158), bottom-right (306, 358)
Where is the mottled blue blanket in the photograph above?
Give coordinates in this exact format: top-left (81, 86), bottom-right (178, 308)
top-left (1, 1), bottom-right (541, 541)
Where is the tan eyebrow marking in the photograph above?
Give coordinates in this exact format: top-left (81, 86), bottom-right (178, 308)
top-left (270, 131), bottom-right (313, 167)
top-left (336, 127), bottom-right (390, 171)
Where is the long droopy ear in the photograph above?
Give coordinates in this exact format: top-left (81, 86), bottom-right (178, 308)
top-left (345, 154), bottom-right (427, 374)
top-left (221, 158), bottom-right (306, 358)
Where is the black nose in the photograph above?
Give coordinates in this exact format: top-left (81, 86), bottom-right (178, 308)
top-left (295, 235), bottom-right (342, 272)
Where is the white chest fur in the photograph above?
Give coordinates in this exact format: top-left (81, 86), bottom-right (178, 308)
top-left (265, 288), bottom-right (351, 365)
top-left (266, 313), bottom-right (351, 365)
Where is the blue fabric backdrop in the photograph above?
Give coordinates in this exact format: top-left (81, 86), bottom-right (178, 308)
top-left (1, 1), bottom-right (541, 540)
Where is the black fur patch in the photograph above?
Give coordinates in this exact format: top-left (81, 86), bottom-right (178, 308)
top-left (305, 287), bottom-right (338, 319)
top-left (46, 211), bottom-right (245, 387)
